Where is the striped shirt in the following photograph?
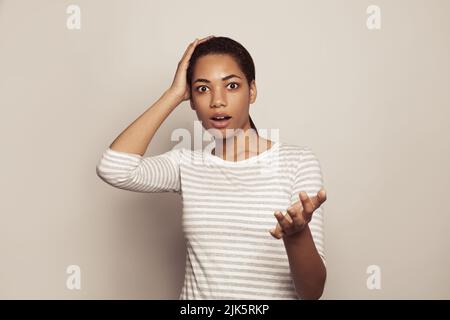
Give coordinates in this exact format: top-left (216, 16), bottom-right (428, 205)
top-left (96, 140), bottom-right (326, 299)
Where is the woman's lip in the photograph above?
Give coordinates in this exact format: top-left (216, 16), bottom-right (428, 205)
top-left (210, 117), bottom-right (232, 129)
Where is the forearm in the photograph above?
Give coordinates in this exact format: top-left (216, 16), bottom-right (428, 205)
top-left (283, 224), bottom-right (326, 299)
top-left (109, 89), bottom-right (181, 156)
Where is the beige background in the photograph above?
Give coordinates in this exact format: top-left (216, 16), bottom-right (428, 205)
top-left (1, 0), bottom-right (449, 299)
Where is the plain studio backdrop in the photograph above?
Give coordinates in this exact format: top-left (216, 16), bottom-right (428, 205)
top-left (0, 0), bottom-right (449, 299)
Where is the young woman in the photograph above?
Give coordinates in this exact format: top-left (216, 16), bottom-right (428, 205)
top-left (96, 36), bottom-right (328, 300)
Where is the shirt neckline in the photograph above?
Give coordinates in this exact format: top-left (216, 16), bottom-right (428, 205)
top-left (203, 140), bottom-right (280, 166)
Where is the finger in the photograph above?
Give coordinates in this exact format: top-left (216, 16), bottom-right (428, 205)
top-left (317, 188), bottom-right (327, 205)
top-left (179, 38), bottom-right (199, 63)
top-left (286, 206), bottom-right (307, 230)
top-left (286, 205), bottom-right (299, 223)
top-left (310, 188), bottom-right (327, 208)
top-left (198, 35), bottom-right (215, 43)
top-left (269, 226), bottom-right (283, 239)
top-left (179, 36), bottom-right (215, 67)
top-left (270, 221), bottom-right (284, 239)
top-left (274, 211), bottom-right (291, 232)
top-left (299, 191), bottom-right (315, 212)
top-left (299, 191), bottom-right (315, 222)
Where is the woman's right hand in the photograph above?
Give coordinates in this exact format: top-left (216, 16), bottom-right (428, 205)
top-left (168, 35), bottom-right (215, 103)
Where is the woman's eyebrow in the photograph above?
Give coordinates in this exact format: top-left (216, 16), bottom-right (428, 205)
top-left (193, 74), bottom-right (242, 84)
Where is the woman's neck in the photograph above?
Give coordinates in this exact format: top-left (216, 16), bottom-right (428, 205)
top-left (212, 130), bottom-right (273, 162)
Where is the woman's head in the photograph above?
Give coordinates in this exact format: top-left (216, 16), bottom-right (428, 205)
top-left (186, 36), bottom-right (258, 139)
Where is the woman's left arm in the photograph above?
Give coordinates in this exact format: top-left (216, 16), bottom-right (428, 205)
top-left (283, 220), bottom-right (327, 299)
top-left (270, 190), bottom-right (327, 299)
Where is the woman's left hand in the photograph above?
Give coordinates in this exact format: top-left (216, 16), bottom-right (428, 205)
top-left (269, 189), bottom-right (327, 239)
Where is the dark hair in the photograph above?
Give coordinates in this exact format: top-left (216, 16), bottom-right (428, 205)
top-left (186, 36), bottom-right (258, 132)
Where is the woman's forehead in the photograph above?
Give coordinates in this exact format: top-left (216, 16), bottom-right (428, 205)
top-left (193, 54), bottom-right (244, 79)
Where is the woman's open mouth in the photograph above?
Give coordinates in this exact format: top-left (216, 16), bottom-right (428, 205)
top-left (210, 115), bottom-right (232, 129)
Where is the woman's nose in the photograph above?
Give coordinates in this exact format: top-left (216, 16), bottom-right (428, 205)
top-left (211, 88), bottom-right (226, 107)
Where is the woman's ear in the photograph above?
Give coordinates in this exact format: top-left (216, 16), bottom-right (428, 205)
top-left (249, 80), bottom-right (257, 104)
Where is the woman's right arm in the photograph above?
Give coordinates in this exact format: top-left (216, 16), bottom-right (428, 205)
top-left (108, 89), bottom-right (182, 156)
top-left (108, 35), bottom-right (214, 156)
top-left (96, 36), bottom-right (214, 193)
top-left (95, 89), bottom-right (184, 193)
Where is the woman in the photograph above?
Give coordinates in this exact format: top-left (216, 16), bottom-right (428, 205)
top-left (96, 35), bottom-right (327, 299)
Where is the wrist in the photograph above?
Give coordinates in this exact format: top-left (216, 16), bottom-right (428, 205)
top-left (164, 88), bottom-right (184, 103)
top-left (283, 224), bottom-right (310, 246)
top-left (159, 89), bottom-right (182, 109)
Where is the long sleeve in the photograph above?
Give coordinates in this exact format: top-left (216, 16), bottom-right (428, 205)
top-left (96, 147), bottom-right (182, 194)
top-left (289, 147), bottom-right (326, 264)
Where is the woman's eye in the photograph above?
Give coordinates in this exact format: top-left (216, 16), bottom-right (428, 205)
top-left (228, 82), bottom-right (239, 89)
top-left (197, 86), bottom-right (209, 93)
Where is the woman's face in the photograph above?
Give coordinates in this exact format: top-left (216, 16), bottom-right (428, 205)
top-left (190, 54), bottom-right (257, 139)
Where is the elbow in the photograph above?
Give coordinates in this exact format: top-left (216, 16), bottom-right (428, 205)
top-left (95, 163), bottom-right (130, 186)
top-left (96, 163), bottom-right (110, 183)
top-left (296, 268), bottom-right (327, 300)
top-left (96, 165), bottom-right (112, 186)
top-left (95, 164), bottom-right (104, 179)
top-left (297, 287), bottom-right (324, 300)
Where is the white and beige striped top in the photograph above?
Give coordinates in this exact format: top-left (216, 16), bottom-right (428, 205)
top-left (96, 140), bottom-right (326, 299)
